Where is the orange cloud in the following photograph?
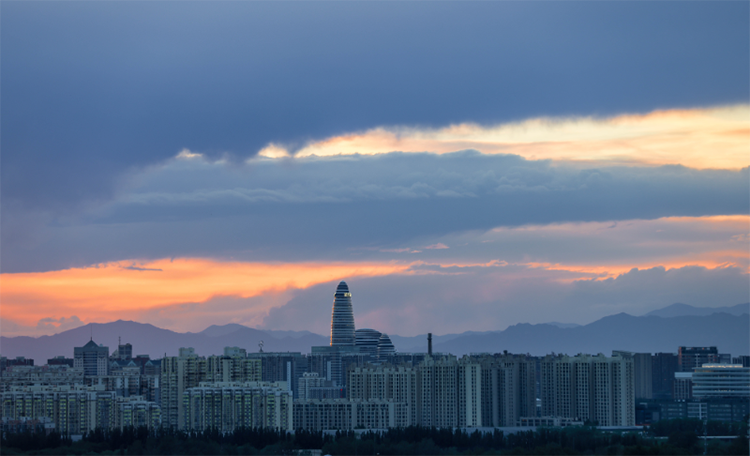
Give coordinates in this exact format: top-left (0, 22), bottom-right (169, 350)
top-left (257, 105), bottom-right (749, 169)
top-left (0, 259), bottom-right (410, 329)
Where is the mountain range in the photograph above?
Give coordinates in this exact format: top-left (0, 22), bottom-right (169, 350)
top-left (1, 303), bottom-right (747, 362)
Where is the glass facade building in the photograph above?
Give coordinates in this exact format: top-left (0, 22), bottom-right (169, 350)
top-left (330, 282), bottom-right (355, 346)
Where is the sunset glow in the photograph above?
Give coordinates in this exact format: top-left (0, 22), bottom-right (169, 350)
top-left (260, 105), bottom-right (750, 169)
top-left (0, 259), bottom-right (410, 329)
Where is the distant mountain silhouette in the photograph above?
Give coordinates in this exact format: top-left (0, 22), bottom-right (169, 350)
top-left (424, 313), bottom-right (749, 357)
top-left (0, 321), bottom-right (328, 363)
top-left (2, 304), bottom-right (748, 362)
top-left (644, 302), bottom-right (749, 318)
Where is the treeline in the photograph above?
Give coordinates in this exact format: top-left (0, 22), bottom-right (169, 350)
top-left (1, 421), bottom-right (748, 455)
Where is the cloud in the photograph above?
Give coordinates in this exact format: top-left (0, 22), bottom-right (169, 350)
top-left (260, 264), bottom-right (750, 336)
top-left (424, 243), bottom-right (449, 250)
top-left (3, 151), bottom-right (746, 273)
top-left (36, 315), bottom-right (83, 331)
top-left (0, 259), bottom-right (409, 330)
top-left (274, 105), bottom-right (749, 170)
top-left (2, 1), bottom-right (748, 215)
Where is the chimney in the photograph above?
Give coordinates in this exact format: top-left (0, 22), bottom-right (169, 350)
top-left (428, 333), bottom-right (433, 356)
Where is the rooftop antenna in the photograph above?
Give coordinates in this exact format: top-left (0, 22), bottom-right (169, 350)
top-left (259, 340), bottom-right (264, 353)
top-left (90, 325), bottom-right (93, 341)
top-left (428, 333), bottom-right (433, 357)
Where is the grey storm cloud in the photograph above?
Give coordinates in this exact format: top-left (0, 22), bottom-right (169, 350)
top-left (2, 1), bottom-right (748, 214)
top-left (2, 152), bottom-right (747, 272)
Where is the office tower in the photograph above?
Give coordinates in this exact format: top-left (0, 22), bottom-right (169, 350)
top-left (732, 355), bottom-right (750, 368)
top-left (678, 346), bottom-right (718, 372)
top-left (540, 353), bottom-right (634, 426)
top-left (651, 353), bottom-right (678, 399)
top-left (355, 329), bottom-right (382, 358)
top-left (331, 281), bottom-right (355, 346)
top-left (111, 342), bottom-right (132, 361)
top-left (74, 340), bottom-right (109, 376)
top-left (377, 333), bottom-right (396, 360)
top-left (692, 364), bottom-right (750, 399)
top-left (478, 354), bottom-right (536, 427)
top-left (183, 382), bottom-right (292, 432)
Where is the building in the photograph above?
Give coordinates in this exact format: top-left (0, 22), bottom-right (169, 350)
top-left (651, 353), bottom-right (678, 399)
top-left (673, 372), bottom-right (693, 400)
top-left (110, 342), bottom-right (133, 361)
top-left (0, 365), bottom-right (84, 393)
top-left (613, 351), bottom-right (653, 399)
top-left (183, 382), bottom-right (292, 432)
top-left (354, 329), bottom-right (381, 359)
top-left (47, 356), bottom-right (74, 368)
top-left (347, 363), bottom-right (418, 424)
top-left (331, 281), bottom-right (355, 346)
top-left (160, 349), bottom-right (262, 429)
top-left (309, 345), bottom-right (359, 389)
top-left (247, 351), bottom-right (308, 398)
top-left (540, 353), bottom-right (635, 426)
top-left (692, 364), bottom-right (750, 399)
top-left (0, 384), bottom-right (160, 434)
top-left (732, 355), bottom-right (750, 368)
top-left (298, 372), bottom-right (340, 401)
top-left (678, 346), bottom-right (718, 372)
top-left (74, 340), bottom-right (109, 376)
top-left (377, 334), bottom-right (396, 361)
top-left (477, 354), bottom-right (536, 427)
top-left (293, 399), bottom-right (410, 431)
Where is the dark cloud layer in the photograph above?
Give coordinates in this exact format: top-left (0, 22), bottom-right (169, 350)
top-left (2, 152), bottom-right (747, 272)
top-left (2, 2), bottom-right (748, 212)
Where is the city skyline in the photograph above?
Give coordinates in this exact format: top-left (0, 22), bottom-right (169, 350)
top-left (2, 2), bottom-right (748, 338)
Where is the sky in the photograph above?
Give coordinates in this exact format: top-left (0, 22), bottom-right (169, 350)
top-left (1, 2), bottom-right (748, 338)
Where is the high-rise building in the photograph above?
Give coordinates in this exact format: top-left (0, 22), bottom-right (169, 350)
top-left (183, 382), bottom-right (292, 432)
top-left (0, 384), bottom-right (161, 434)
top-left (355, 329), bottom-right (381, 358)
top-left (613, 351), bottom-right (653, 399)
top-left (540, 353), bottom-right (635, 426)
top-left (74, 340), bottom-right (109, 376)
top-left (348, 364), bottom-right (419, 423)
top-left (678, 346), bottom-right (718, 372)
top-left (247, 352), bottom-right (307, 398)
top-left (477, 354), bottom-right (536, 427)
top-left (160, 348), bottom-right (261, 429)
top-left (330, 281), bottom-right (355, 346)
top-left (651, 353), bottom-right (678, 399)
